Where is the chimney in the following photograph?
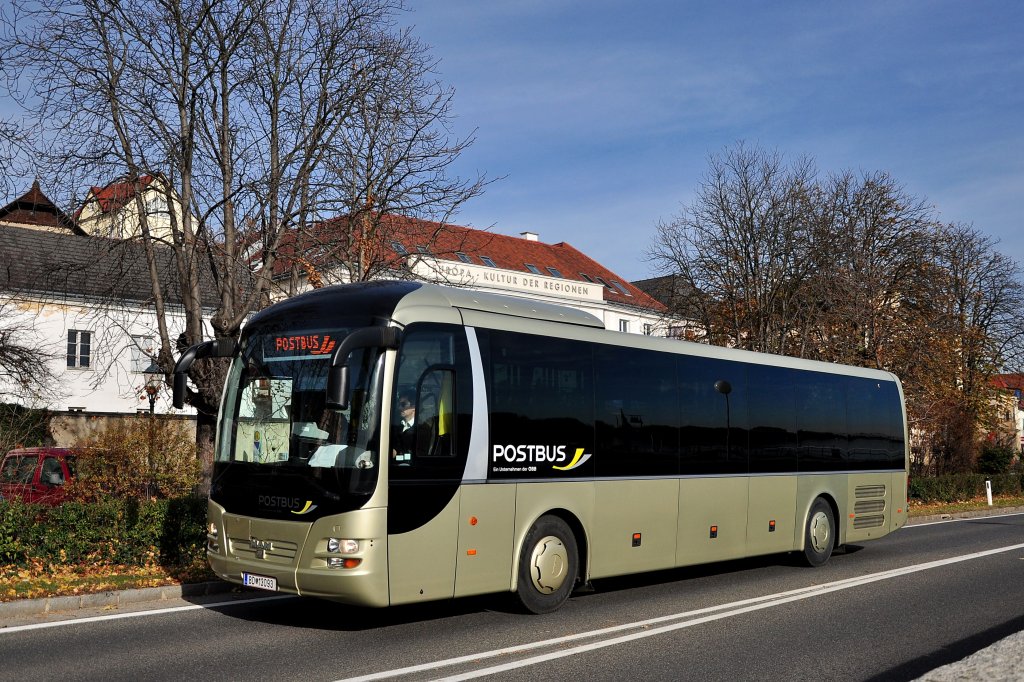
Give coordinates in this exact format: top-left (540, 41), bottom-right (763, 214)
top-left (520, 231), bottom-right (539, 242)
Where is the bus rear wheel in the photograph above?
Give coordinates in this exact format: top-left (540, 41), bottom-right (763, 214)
top-left (803, 497), bottom-right (835, 567)
top-left (516, 515), bottom-right (578, 614)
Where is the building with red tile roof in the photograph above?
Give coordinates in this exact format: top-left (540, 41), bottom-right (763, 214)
top-left (0, 180), bottom-right (80, 234)
top-left (75, 174), bottom-right (180, 240)
top-left (271, 213), bottom-right (673, 334)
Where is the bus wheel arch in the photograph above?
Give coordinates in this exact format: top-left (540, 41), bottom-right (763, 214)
top-left (802, 494), bottom-right (838, 567)
top-left (514, 511), bottom-right (585, 614)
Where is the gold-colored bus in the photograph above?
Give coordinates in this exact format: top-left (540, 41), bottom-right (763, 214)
top-left (173, 281), bottom-right (908, 613)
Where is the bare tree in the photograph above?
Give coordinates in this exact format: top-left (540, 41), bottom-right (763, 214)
top-left (922, 223), bottom-right (1024, 472)
top-left (0, 299), bottom-right (57, 403)
top-left (649, 143), bottom-right (1024, 474)
top-left (3, 0), bottom-right (485, 483)
top-left (648, 142), bottom-right (819, 353)
top-left (802, 171), bottom-right (933, 367)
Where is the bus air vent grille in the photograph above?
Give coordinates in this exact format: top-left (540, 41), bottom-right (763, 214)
top-left (228, 537), bottom-right (299, 563)
top-left (855, 484), bottom-right (886, 499)
top-left (852, 514), bottom-right (885, 529)
top-left (854, 499), bottom-right (886, 514)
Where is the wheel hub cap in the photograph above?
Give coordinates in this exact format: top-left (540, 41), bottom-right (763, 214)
top-left (530, 535), bottom-right (568, 593)
top-left (810, 511), bottom-right (831, 553)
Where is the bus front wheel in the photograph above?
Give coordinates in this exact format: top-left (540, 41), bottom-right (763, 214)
top-left (515, 515), bottom-right (578, 614)
top-left (803, 497), bottom-right (835, 567)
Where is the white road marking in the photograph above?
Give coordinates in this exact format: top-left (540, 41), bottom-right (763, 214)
top-left (0, 594), bottom-right (294, 634)
top-left (337, 542), bottom-right (1024, 682)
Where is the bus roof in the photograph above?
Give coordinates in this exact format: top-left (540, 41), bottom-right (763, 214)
top-left (395, 282), bottom-right (605, 329)
top-left (249, 280), bottom-right (899, 385)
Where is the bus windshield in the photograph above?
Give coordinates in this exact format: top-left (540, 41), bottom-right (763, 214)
top-left (212, 328), bottom-right (385, 519)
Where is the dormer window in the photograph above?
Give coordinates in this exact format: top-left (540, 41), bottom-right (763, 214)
top-left (391, 241), bottom-right (409, 255)
top-left (610, 281), bottom-right (633, 296)
top-left (480, 256), bottom-right (497, 267)
top-left (525, 263), bottom-right (541, 275)
top-left (546, 267), bottom-right (563, 278)
top-left (595, 276), bottom-right (615, 291)
top-left (579, 273), bottom-right (595, 283)
top-left (416, 245), bottom-right (431, 254)
top-left (455, 252), bottom-right (472, 263)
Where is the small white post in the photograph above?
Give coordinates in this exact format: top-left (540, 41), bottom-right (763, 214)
top-left (985, 479), bottom-right (993, 507)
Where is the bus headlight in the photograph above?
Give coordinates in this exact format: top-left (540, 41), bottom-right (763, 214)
top-left (327, 538), bottom-right (359, 554)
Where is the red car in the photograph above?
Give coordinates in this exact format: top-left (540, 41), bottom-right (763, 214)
top-left (0, 447), bottom-right (76, 505)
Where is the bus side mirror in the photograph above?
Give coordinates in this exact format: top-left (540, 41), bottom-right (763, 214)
top-left (325, 327), bottom-right (402, 411)
top-left (172, 338), bottom-right (237, 409)
top-left (326, 365), bottom-right (349, 410)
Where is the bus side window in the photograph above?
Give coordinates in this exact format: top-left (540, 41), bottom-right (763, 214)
top-left (390, 323), bottom-right (472, 479)
top-left (414, 368), bottom-right (455, 458)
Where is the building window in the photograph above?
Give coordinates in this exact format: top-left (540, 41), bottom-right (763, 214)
top-left (455, 252), bottom-right (472, 263)
top-left (595, 276), bottom-right (614, 291)
top-left (131, 335), bottom-right (155, 373)
top-left (416, 245), bottom-right (432, 255)
top-left (579, 273), bottom-right (595, 283)
top-left (480, 256), bottom-right (497, 267)
top-left (67, 330), bottom-right (92, 369)
top-left (525, 263), bottom-right (541, 275)
top-left (610, 281), bottom-right (633, 296)
top-left (547, 267), bottom-right (563, 278)
top-left (618, 320), bottom-right (630, 333)
top-left (643, 323), bottom-right (653, 336)
top-left (145, 193), bottom-right (168, 216)
top-left (390, 241), bottom-right (409, 255)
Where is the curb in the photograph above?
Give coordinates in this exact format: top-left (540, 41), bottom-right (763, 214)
top-left (906, 505), bottom-right (1024, 526)
top-left (0, 580), bottom-right (235, 621)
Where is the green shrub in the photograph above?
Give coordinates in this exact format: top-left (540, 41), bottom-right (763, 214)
top-left (975, 444), bottom-right (1017, 475)
top-left (0, 501), bottom-right (31, 564)
top-left (66, 416), bottom-right (200, 502)
top-left (0, 497), bottom-right (207, 569)
top-left (0, 403), bottom-right (51, 454)
top-left (910, 472), bottom-right (1024, 503)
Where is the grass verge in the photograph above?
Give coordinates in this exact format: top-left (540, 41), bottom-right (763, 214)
top-left (908, 495), bottom-right (1024, 518)
top-left (1, 559), bottom-right (214, 602)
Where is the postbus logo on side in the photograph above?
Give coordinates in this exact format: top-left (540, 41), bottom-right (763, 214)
top-left (491, 444), bottom-right (592, 472)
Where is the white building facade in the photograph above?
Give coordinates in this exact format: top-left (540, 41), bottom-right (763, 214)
top-left (0, 182), bottom-right (203, 420)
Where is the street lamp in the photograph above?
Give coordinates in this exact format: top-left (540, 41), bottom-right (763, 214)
top-left (142, 360), bottom-right (162, 499)
top-left (143, 360), bottom-right (162, 415)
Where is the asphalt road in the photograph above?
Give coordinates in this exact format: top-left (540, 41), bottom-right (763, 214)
top-left (2, 512), bottom-right (1023, 682)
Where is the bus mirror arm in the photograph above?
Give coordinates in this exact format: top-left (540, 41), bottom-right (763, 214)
top-left (172, 338), bottom-right (237, 409)
top-left (326, 327), bottom-right (402, 410)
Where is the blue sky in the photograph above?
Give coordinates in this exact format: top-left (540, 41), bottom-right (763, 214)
top-left (403, 1), bottom-right (1024, 281)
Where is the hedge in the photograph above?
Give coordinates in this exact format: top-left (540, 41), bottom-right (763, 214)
top-left (0, 497), bottom-right (207, 568)
top-left (909, 472), bottom-right (1024, 504)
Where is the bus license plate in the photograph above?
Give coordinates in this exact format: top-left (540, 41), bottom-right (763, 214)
top-left (242, 572), bottom-right (277, 591)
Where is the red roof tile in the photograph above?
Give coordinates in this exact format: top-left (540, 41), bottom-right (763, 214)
top-left (992, 374), bottom-right (1024, 392)
top-left (75, 174), bottom-right (157, 219)
top-left (274, 214), bottom-right (665, 312)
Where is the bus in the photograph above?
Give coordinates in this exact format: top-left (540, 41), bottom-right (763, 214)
top-left (173, 281), bottom-right (908, 614)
